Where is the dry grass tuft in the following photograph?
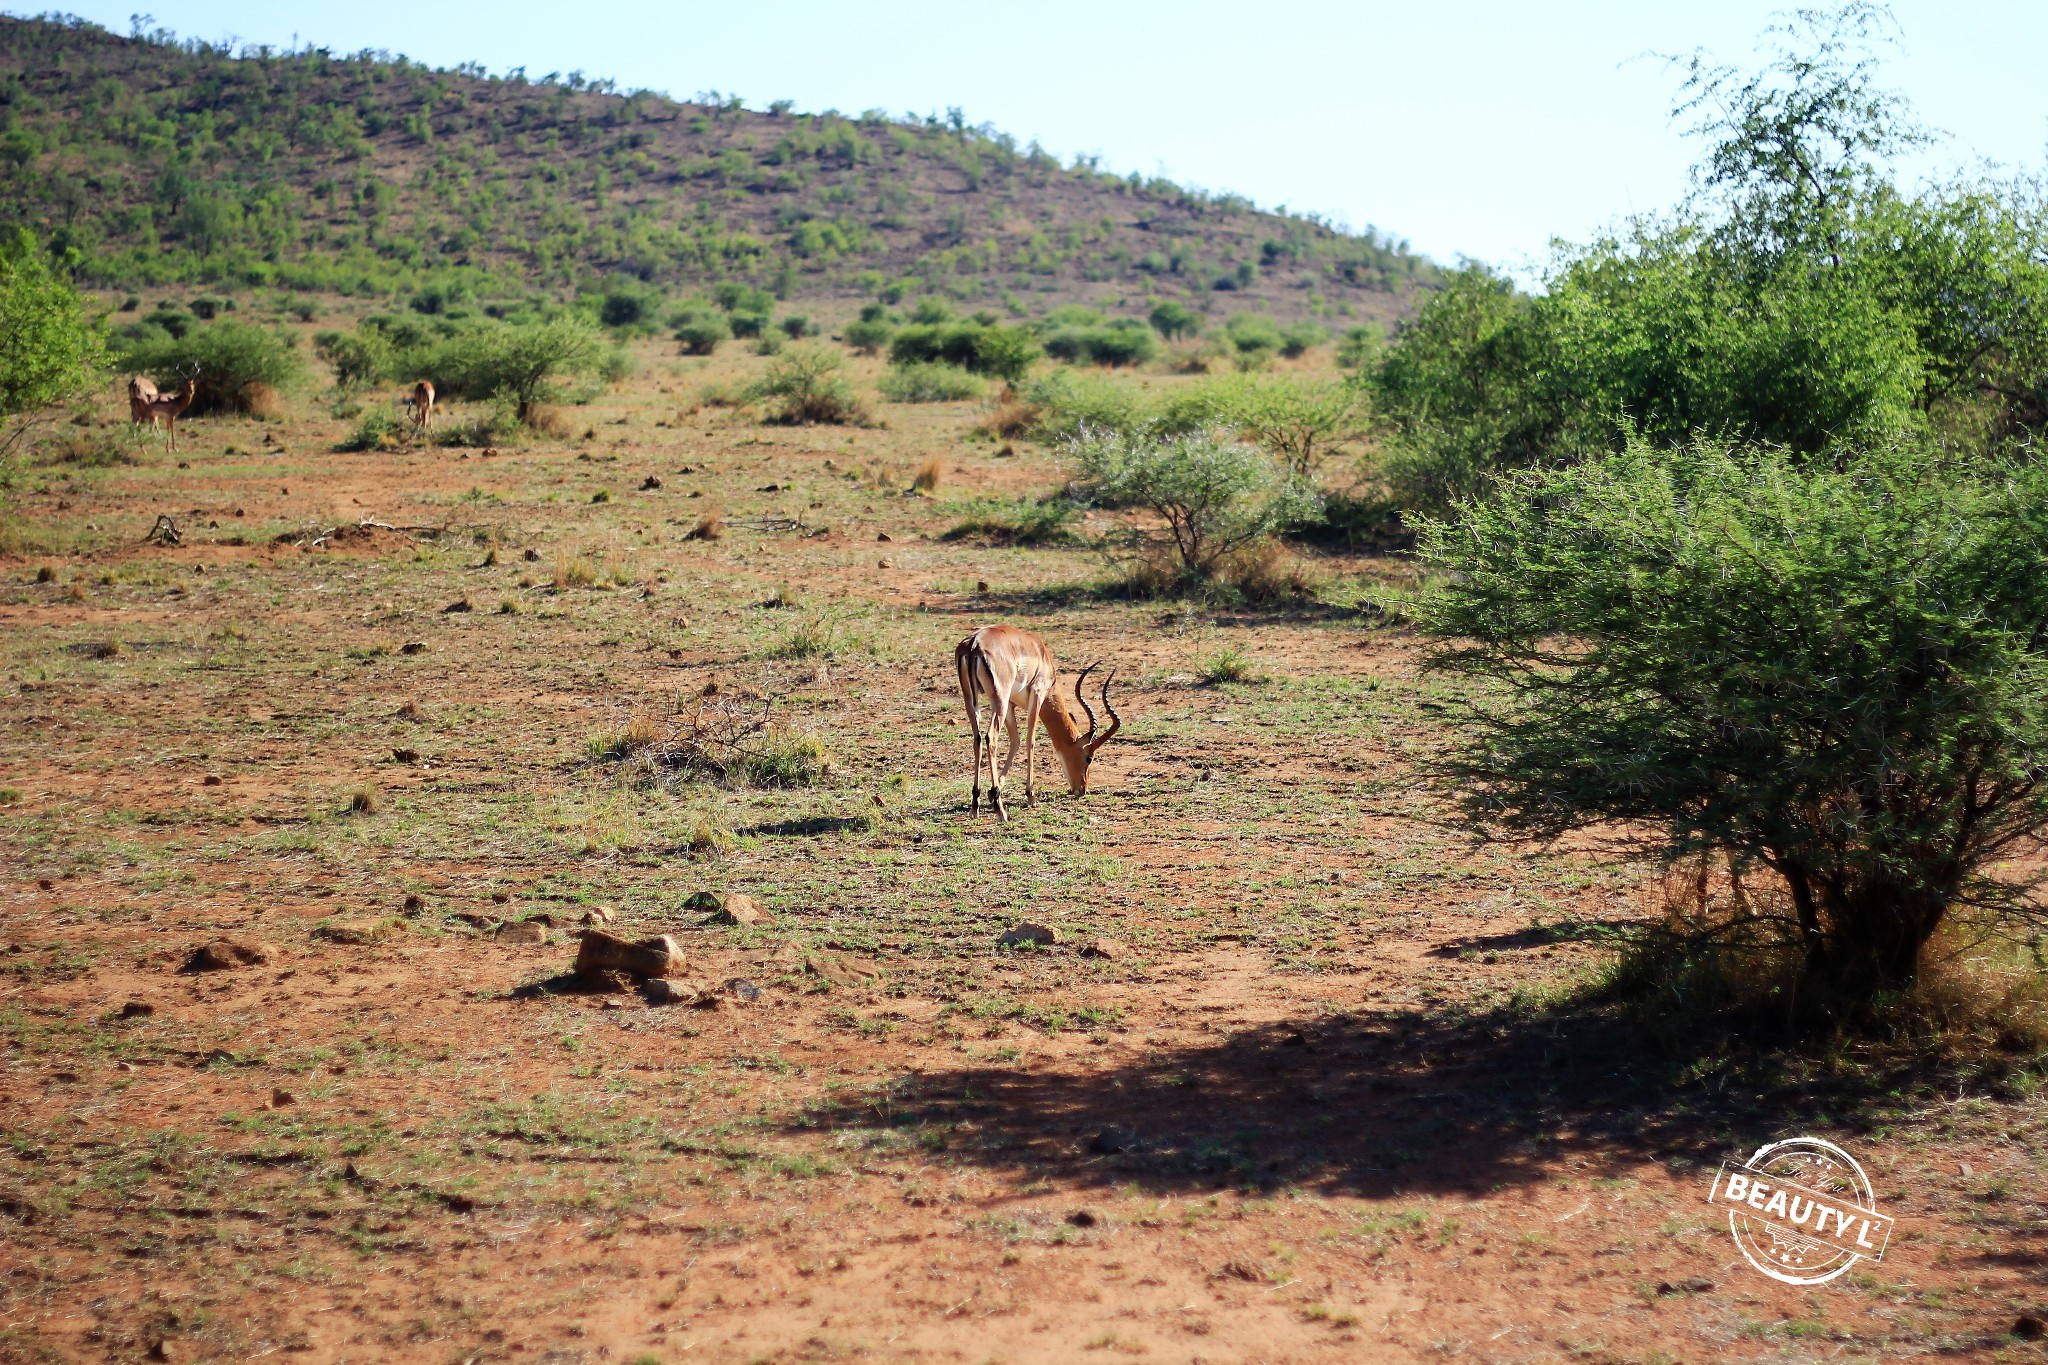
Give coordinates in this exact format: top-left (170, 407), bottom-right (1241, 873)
top-left (911, 458), bottom-right (944, 493)
top-left (1222, 542), bottom-right (1322, 602)
top-left (242, 383), bottom-right (283, 420)
top-left (524, 404), bottom-right (572, 438)
top-left (587, 696), bottom-right (831, 790)
top-left (347, 784), bottom-right (380, 815)
top-left (1906, 932), bottom-right (2048, 1053)
top-left (682, 812), bottom-right (738, 858)
top-left (554, 555), bottom-right (598, 589)
top-left (976, 390), bottom-right (1039, 440)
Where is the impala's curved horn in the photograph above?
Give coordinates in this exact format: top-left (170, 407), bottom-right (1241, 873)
top-left (1073, 662), bottom-right (1100, 748)
top-left (1089, 669), bottom-right (1122, 753)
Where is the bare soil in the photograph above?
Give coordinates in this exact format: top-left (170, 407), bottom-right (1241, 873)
top-left (2, 343), bottom-right (2044, 1364)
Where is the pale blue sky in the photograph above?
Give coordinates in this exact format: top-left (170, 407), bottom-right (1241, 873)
top-left (16, 2), bottom-right (2047, 272)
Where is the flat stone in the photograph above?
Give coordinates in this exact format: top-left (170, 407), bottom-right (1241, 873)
top-left (496, 920), bottom-right (549, 946)
top-left (577, 930), bottom-right (683, 979)
top-left (707, 893), bottom-right (770, 927)
top-left (1079, 937), bottom-right (1122, 960)
top-left (1656, 1278), bottom-right (1714, 1296)
top-left (997, 922), bottom-right (1063, 949)
top-left (722, 977), bottom-right (762, 1002)
top-left (183, 939), bottom-right (271, 972)
top-left (643, 977), bottom-right (705, 1007)
top-left (314, 919), bottom-right (398, 946)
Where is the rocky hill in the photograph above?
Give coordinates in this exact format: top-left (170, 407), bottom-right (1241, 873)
top-left (0, 14), bottom-right (1438, 323)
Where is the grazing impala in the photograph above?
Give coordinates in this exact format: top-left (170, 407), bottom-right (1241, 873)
top-left (954, 624), bottom-right (1122, 821)
top-left (408, 380), bottom-right (435, 436)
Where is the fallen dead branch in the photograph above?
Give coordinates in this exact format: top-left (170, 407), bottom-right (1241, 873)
top-left (272, 518), bottom-right (454, 549)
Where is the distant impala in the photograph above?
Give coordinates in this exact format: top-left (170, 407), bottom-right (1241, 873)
top-left (408, 379), bottom-right (435, 436)
top-left (954, 624), bottom-right (1122, 821)
top-left (136, 377), bottom-right (199, 452)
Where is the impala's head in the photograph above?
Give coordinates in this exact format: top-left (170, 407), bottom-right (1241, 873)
top-left (1040, 664), bottom-right (1123, 795)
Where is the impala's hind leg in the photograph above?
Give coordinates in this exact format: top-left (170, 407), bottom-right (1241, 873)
top-left (967, 705), bottom-right (983, 815)
top-left (985, 710), bottom-right (1009, 822)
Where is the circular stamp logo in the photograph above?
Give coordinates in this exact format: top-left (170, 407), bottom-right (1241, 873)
top-left (1706, 1137), bottom-right (1892, 1285)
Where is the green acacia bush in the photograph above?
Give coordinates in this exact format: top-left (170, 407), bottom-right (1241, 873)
top-left (843, 312), bottom-right (896, 355)
top-left (314, 328), bottom-right (392, 388)
top-left (878, 362), bottom-right (986, 403)
top-left (672, 309), bottom-right (731, 355)
top-left (1044, 318), bottom-right (1158, 368)
top-left (0, 235), bottom-right (104, 449)
top-left (408, 318), bottom-right (600, 421)
top-left (1335, 325), bottom-right (1381, 369)
top-left (339, 408), bottom-right (404, 452)
top-left (1223, 314), bottom-right (1284, 367)
top-left (1021, 370), bottom-right (1155, 442)
top-left (1370, 10), bottom-right (2048, 515)
top-left (436, 395), bottom-right (521, 448)
top-left (1070, 426), bottom-right (1320, 584)
top-left (748, 345), bottom-right (865, 424)
top-left (598, 284), bottom-right (661, 332)
top-left (888, 322), bottom-right (1038, 381)
top-left (713, 282), bottom-right (775, 315)
top-left (1149, 300), bottom-right (1201, 340)
top-left (1278, 322), bottom-right (1323, 359)
top-left (1200, 372), bottom-right (1359, 476)
top-left (120, 319), bottom-right (304, 415)
top-left (1420, 434), bottom-right (2048, 1013)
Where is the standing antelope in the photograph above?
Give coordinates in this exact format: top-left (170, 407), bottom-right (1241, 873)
top-left (955, 624), bottom-right (1122, 821)
top-left (126, 375), bottom-right (159, 427)
top-left (137, 378), bottom-right (199, 452)
top-left (408, 380), bottom-right (435, 436)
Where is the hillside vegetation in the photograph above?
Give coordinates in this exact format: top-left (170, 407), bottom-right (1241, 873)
top-left (0, 14), bottom-right (1436, 322)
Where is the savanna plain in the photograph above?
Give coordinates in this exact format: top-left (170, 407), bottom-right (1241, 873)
top-left (2, 334), bottom-right (2045, 1365)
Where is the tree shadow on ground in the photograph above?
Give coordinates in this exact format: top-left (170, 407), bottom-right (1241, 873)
top-left (739, 815), bottom-right (871, 838)
top-left (940, 582), bottom-right (1367, 627)
top-left (787, 986), bottom-right (2045, 1223)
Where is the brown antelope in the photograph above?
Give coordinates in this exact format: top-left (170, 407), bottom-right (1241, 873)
top-left (126, 375), bottom-right (159, 427)
top-left (954, 624), bottom-right (1121, 821)
top-left (138, 377), bottom-right (199, 452)
top-left (408, 380), bottom-right (435, 436)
